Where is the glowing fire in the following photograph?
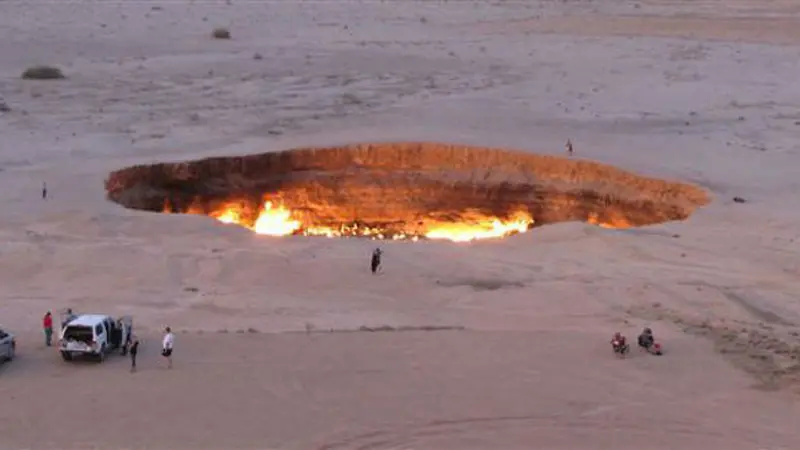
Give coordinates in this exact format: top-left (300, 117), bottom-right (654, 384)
top-left (170, 198), bottom-right (533, 242)
top-left (587, 212), bottom-right (632, 229)
top-left (252, 202), bottom-right (302, 236)
top-left (424, 211), bottom-right (533, 242)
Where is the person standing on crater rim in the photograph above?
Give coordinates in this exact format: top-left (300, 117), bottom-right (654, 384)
top-left (566, 139), bottom-right (574, 157)
top-left (371, 247), bottom-right (383, 274)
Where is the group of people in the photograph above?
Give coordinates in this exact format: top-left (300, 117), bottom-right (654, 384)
top-left (41, 309), bottom-right (174, 372)
top-left (611, 328), bottom-right (657, 352)
top-left (115, 326), bottom-right (171, 372)
top-left (42, 309), bottom-right (78, 347)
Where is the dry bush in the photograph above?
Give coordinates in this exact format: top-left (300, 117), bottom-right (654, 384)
top-left (211, 27), bottom-right (231, 39)
top-left (21, 65), bottom-right (65, 80)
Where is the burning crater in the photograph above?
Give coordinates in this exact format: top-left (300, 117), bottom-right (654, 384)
top-left (105, 143), bottom-right (710, 242)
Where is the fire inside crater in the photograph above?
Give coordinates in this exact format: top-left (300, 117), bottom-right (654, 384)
top-left (105, 142), bottom-right (710, 242)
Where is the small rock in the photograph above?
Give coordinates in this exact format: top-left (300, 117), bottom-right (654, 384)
top-left (253, 52), bottom-right (263, 60)
top-left (733, 196), bottom-right (746, 203)
top-left (211, 27), bottom-right (231, 40)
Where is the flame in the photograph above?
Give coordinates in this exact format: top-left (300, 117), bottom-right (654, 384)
top-left (587, 212), bottom-right (632, 229)
top-left (424, 211), bottom-right (532, 242)
top-left (168, 198), bottom-right (533, 242)
top-left (252, 202), bottom-right (302, 236)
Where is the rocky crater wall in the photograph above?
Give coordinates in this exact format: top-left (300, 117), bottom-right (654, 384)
top-left (105, 142), bottom-right (711, 233)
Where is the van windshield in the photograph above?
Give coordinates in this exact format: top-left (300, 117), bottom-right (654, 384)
top-left (63, 325), bottom-right (94, 343)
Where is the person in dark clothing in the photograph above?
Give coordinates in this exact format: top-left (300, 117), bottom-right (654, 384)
top-left (42, 182), bottom-right (47, 200)
top-left (638, 327), bottom-right (654, 349)
top-left (370, 248), bottom-right (383, 274)
top-left (62, 308), bottom-right (77, 329)
top-left (128, 336), bottom-right (139, 372)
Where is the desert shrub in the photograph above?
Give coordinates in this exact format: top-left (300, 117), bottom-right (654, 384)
top-left (21, 65), bottom-right (65, 80)
top-left (211, 27), bottom-right (231, 39)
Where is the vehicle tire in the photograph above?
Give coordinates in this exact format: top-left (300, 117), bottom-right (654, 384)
top-left (7, 342), bottom-right (14, 361)
top-left (61, 351), bottom-right (73, 361)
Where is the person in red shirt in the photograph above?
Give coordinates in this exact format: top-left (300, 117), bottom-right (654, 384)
top-left (43, 311), bottom-right (53, 347)
top-left (611, 332), bottom-right (627, 352)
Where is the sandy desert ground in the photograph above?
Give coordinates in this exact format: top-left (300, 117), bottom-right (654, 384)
top-left (1, 0), bottom-right (800, 449)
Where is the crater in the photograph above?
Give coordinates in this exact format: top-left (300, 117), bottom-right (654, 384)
top-left (105, 142), bottom-right (710, 242)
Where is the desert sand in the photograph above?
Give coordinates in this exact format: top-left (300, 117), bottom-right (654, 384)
top-left (1, 0), bottom-right (799, 449)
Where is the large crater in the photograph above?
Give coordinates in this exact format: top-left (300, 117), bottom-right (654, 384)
top-left (105, 142), bottom-right (710, 242)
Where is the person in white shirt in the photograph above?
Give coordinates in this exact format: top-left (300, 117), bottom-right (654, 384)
top-left (161, 327), bottom-right (174, 369)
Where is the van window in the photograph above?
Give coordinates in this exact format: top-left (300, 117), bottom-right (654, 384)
top-left (95, 324), bottom-right (104, 336)
top-left (64, 326), bottom-right (94, 343)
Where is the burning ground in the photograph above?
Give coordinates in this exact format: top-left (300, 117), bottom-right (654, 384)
top-left (105, 142), bottom-right (710, 242)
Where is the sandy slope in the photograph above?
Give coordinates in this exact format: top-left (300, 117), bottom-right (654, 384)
top-left (0, 0), bottom-right (799, 449)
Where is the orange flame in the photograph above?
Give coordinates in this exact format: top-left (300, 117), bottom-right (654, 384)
top-left (171, 199), bottom-right (533, 242)
top-left (252, 202), bottom-right (302, 236)
top-left (587, 212), bottom-right (632, 229)
top-left (424, 211), bottom-right (532, 242)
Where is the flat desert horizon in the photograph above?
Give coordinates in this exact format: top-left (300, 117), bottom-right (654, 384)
top-left (1, 1), bottom-right (799, 449)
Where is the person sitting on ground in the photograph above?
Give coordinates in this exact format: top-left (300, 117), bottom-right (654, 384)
top-left (638, 327), bottom-right (654, 349)
top-left (611, 332), bottom-right (626, 348)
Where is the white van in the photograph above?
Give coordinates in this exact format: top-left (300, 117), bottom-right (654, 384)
top-left (59, 314), bottom-right (132, 362)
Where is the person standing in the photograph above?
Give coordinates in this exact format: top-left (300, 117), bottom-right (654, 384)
top-left (128, 335), bottom-right (140, 372)
top-left (42, 182), bottom-right (47, 200)
top-left (565, 139), bottom-right (574, 157)
top-left (370, 247), bottom-right (383, 274)
top-left (161, 327), bottom-right (174, 369)
top-left (43, 311), bottom-right (53, 346)
top-left (62, 308), bottom-right (77, 329)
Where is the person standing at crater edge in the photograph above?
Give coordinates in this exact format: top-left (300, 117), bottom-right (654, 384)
top-left (371, 247), bottom-right (383, 274)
